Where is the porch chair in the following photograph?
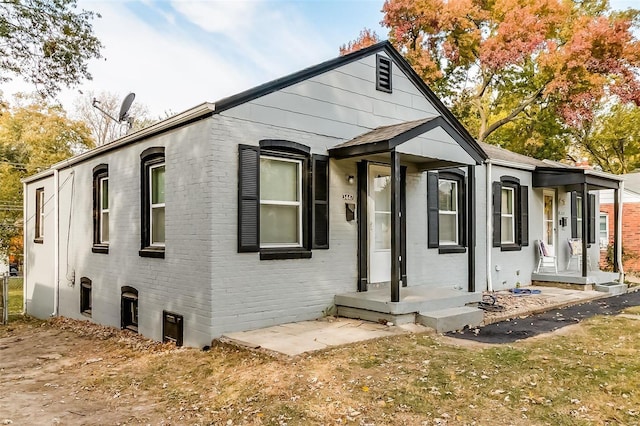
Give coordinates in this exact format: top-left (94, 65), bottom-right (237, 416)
top-left (566, 238), bottom-right (592, 271)
top-left (535, 240), bottom-right (558, 274)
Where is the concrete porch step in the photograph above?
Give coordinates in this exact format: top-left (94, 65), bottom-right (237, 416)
top-left (417, 306), bottom-right (483, 333)
top-left (335, 287), bottom-right (482, 315)
top-left (336, 306), bottom-right (416, 325)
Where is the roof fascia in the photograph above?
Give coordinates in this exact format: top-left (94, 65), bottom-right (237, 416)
top-left (22, 103), bottom-right (216, 184)
top-left (388, 116), bottom-right (484, 164)
top-left (383, 47), bottom-right (487, 162)
top-left (214, 41), bottom-right (393, 114)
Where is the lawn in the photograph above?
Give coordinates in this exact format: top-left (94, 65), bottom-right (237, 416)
top-left (7, 277), bottom-right (23, 316)
top-left (3, 309), bottom-right (639, 425)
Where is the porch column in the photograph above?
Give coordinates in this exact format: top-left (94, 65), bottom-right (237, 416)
top-left (613, 187), bottom-right (620, 273)
top-left (390, 150), bottom-right (401, 302)
top-left (467, 165), bottom-right (475, 292)
top-left (581, 183), bottom-right (588, 277)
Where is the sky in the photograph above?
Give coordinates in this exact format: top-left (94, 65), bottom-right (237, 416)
top-left (2, 0), bottom-right (638, 119)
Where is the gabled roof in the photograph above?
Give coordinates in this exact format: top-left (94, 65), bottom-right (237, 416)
top-left (214, 41), bottom-right (487, 162)
top-left (480, 142), bottom-right (551, 169)
top-left (329, 116), bottom-right (485, 164)
top-left (24, 41), bottom-right (487, 180)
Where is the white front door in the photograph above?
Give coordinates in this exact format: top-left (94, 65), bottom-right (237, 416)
top-left (368, 164), bottom-right (391, 284)
top-left (543, 190), bottom-right (556, 255)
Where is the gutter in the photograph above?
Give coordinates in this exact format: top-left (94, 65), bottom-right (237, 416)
top-left (22, 181), bottom-right (27, 314)
top-left (618, 180), bottom-right (625, 283)
top-left (486, 159), bottom-right (493, 292)
top-left (53, 169), bottom-right (59, 316)
top-left (23, 102), bottom-right (216, 184)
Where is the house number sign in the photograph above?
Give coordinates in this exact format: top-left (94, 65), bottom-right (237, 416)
top-left (342, 194), bottom-right (354, 201)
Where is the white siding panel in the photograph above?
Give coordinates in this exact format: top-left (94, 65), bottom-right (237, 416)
top-left (396, 131), bottom-right (476, 165)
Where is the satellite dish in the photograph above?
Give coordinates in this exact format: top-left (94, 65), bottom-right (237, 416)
top-left (118, 92), bottom-right (135, 122)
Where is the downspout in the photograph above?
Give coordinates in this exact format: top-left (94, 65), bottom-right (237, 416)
top-left (52, 169), bottom-right (60, 317)
top-left (617, 181), bottom-right (625, 283)
top-left (22, 182), bottom-right (28, 313)
top-left (486, 160), bottom-right (493, 292)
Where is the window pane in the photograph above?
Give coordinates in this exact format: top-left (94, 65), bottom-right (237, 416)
top-left (576, 196), bottom-right (582, 219)
top-left (501, 216), bottom-right (514, 242)
top-left (439, 181), bottom-right (456, 212)
top-left (260, 158), bottom-right (299, 202)
top-left (152, 206), bottom-right (165, 244)
top-left (373, 175), bottom-right (391, 212)
top-left (151, 165), bottom-right (165, 204)
top-left (439, 213), bottom-right (457, 244)
top-left (101, 212), bottom-right (109, 242)
top-left (374, 212), bottom-right (391, 250)
top-left (260, 204), bottom-right (299, 245)
top-left (501, 188), bottom-right (513, 214)
top-left (101, 178), bottom-right (109, 209)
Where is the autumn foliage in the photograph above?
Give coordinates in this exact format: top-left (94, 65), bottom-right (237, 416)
top-left (340, 28), bottom-right (381, 56)
top-left (346, 0), bottom-right (640, 159)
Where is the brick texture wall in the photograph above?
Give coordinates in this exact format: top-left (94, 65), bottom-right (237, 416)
top-left (599, 202), bottom-right (640, 273)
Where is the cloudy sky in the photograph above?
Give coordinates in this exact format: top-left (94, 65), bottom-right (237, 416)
top-left (3, 0), bottom-right (638, 118)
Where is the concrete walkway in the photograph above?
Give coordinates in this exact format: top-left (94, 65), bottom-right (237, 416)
top-left (220, 286), bottom-right (634, 357)
top-left (222, 318), bottom-right (426, 356)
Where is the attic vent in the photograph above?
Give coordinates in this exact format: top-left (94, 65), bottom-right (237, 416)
top-left (376, 54), bottom-right (392, 93)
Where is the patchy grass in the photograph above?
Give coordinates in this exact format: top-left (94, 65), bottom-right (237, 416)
top-left (8, 277), bottom-right (23, 315)
top-left (3, 311), bottom-right (640, 424)
top-left (56, 314), bottom-right (640, 425)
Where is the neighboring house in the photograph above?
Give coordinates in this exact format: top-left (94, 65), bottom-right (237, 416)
top-left (22, 42), bottom-right (623, 347)
top-left (600, 172), bottom-right (640, 273)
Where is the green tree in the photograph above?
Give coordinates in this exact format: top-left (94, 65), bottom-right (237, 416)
top-left (0, 0), bottom-right (102, 97)
top-left (0, 100), bottom-right (94, 256)
top-left (573, 102), bottom-right (640, 174)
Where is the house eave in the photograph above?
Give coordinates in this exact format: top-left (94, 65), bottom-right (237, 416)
top-left (22, 102), bottom-right (216, 184)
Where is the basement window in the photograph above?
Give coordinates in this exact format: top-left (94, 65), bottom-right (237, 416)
top-left (376, 54), bottom-right (392, 93)
top-left (121, 286), bottom-right (138, 332)
top-left (162, 311), bottom-right (184, 347)
top-left (80, 277), bottom-right (92, 317)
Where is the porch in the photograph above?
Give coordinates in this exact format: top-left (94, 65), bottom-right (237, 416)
top-left (335, 286), bottom-right (483, 332)
top-left (531, 268), bottom-right (624, 292)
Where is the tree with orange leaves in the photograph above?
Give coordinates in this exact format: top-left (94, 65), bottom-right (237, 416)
top-left (340, 28), bottom-right (381, 56)
top-left (346, 0), bottom-right (640, 159)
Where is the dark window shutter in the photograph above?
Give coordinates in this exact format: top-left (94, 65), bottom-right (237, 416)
top-left (312, 154), bottom-right (329, 249)
top-left (427, 172), bottom-right (439, 248)
top-left (570, 191), bottom-right (578, 238)
top-left (238, 145), bottom-right (260, 252)
top-left (520, 185), bottom-right (529, 247)
top-left (588, 193), bottom-right (596, 244)
top-left (492, 182), bottom-right (502, 247)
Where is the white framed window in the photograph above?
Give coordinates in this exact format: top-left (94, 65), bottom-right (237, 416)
top-left (259, 155), bottom-right (302, 248)
top-left (501, 187), bottom-right (515, 244)
top-left (99, 177), bottom-right (109, 244)
top-left (36, 188), bottom-right (45, 240)
top-left (149, 163), bottom-right (165, 247)
top-left (576, 195), bottom-right (583, 239)
top-left (438, 179), bottom-right (458, 245)
top-left (599, 212), bottom-right (609, 250)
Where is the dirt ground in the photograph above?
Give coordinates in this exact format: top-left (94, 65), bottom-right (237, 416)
top-left (0, 319), bottom-right (173, 425)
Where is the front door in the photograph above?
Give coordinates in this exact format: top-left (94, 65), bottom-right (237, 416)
top-left (368, 164), bottom-right (391, 284)
top-left (543, 190), bottom-right (556, 255)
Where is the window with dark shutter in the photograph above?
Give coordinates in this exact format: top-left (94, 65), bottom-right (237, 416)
top-left (492, 181), bottom-right (502, 247)
top-left (92, 164), bottom-right (109, 254)
top-left (427, 172), bottom-right (439, 248)
top-left (312, 155), bottom-right (329, 249)
top-left (520, 186), bottom-right (529, 247)
top-left (238, 140), bottom-right (320, 259)
top-left (238, 145), bottom-right (260, 252)
top-left (376, 55), bottom-right (392, 93)
top-left (495, 176), bottom-right (526, 251)
top-left (588, 193), bottom-right (596, 244)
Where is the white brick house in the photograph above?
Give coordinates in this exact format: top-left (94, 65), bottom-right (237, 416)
top-left (23, 42), bottom-right (623, 347)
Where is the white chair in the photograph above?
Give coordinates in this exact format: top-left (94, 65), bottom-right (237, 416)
top-left (536, 240), bottom-right (558, 273)
top-left (567, 238), bottom-right (592, 271)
